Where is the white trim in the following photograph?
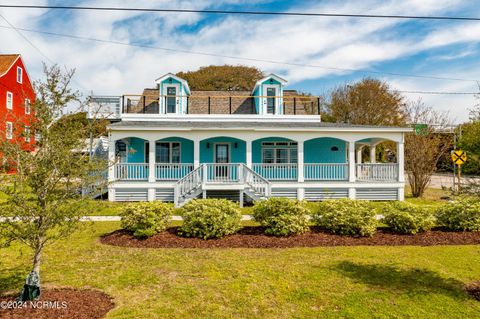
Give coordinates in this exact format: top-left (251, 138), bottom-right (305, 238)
top-left (155, 73), bottom-right (190, 94)
top-left (155, 141), bottom-right (182, 163)
top-left (263, 84), bottom-right (281, 115)
top-left (25, 98), bottom-right (30, 114)
top-left (6, 121), bottom-right (13, 139)
top-left (162, 83), bottom-right (181, 114)
top-left (0, 55), bottom-right (20, 78)
top-left (252, 73), bottom-right (287, 92)
top-left (16, 66), bottom-right (23, 83)
top-left (6, 91), bottom-right (13, 109)
top-left (120, 114), bottom-right (321, 122)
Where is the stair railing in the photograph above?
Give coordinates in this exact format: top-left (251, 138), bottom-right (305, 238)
top-left (242, 164), bottom-right (271, 198)
top-left (174, 164), bottom-right (204, 206)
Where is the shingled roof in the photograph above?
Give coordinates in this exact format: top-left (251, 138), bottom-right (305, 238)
top-left (0, 54), bottom-right (20, 77)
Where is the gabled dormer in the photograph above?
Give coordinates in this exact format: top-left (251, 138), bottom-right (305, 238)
top-left (252, 74), bottom-right (287, 115)
top-left (155, 73), bottom-right (191, 115)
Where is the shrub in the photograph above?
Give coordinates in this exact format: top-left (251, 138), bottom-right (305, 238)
top-left (381, 202), bottom-right (435, 234)
top-left (312, 199), bottom-right (377, 237)
top-left (179, 199), bottom-right (242, 239)
top-left (252, 198), bottom-right (310, 236)
top-left (436, 197), bottom-right (480, 231)
top-left (120, 201), bottom-right (173, 238)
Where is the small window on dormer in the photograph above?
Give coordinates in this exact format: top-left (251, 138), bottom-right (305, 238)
top-left (17, 67), bottom-right (23, 83)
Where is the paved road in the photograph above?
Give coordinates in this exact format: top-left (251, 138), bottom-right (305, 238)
top-left (421, 173), bottom-right (480, 189)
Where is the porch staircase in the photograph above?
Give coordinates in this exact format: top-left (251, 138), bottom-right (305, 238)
top-left (174, 164), bottom-right (270, 207)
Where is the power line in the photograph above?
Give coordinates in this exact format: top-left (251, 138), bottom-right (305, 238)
top-left (0, 14), bottom-right (53, 64)
top-left (0, 24), bottom-right (478, 84)
top-left (396, 90), bottom-right (478, 95)
top-left (0, 4), bottom-right (479, 21)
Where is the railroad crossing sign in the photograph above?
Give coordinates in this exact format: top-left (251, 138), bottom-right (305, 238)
top-left (451, 150), bottom-right (467, 165)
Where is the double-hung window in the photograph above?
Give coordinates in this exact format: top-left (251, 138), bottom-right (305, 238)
top-left (6, 92), bottom-right (13, 109)
top-left (149, 142), bottom-right (180, 163)
top-left (262, 142), bottom-right (297, 164)
top-left (25, 126), bottom-right (30, 142)
top-left (25, 99), bottom-right (31, 114)
top-left (6, 122), bottom-right (13, 139)
top-left (17, 67), bottom-right (23, 83)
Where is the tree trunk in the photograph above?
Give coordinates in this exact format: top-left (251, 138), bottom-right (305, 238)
top-left (32, 243), bottom-right (42, 274)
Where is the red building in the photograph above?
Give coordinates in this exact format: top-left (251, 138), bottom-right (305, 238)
top-left (0, 54), bottom-right (36, 149)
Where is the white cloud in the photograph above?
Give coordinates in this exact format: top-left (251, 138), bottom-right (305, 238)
top-left (0, 0), bottom-right (478, 122)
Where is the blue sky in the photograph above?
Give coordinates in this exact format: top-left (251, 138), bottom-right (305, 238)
top-left (0, 0), bottom-right (479, 122)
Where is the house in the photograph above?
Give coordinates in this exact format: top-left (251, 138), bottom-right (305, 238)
top-left (89, 73), bottom-right (411, 206)
top-left (0, 54), bottom-right (36, 150)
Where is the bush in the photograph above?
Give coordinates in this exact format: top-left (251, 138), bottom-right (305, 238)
top-left (436, 197), bottom-right (480, 231)
top-left (381, 202), bottom-right (435, 234)
top-left (179, 199), bottom-right (242, 239)
top-left (252, 198), bottom-right (310, 236)
top-left (312, 199), bottom-right (377, 237)
top-left (120, 201), bottom-right (173, 238)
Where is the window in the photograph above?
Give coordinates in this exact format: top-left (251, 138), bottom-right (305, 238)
top-left (6, 92), bottom-right (13, 109)
top-left (25, 126), bottom-right (30, 142)
top-left (266, 87), bottom-right (276, 114)
top-left (166, 87), bottom-right (176, 113)
top-left (17, 67), bottom-right (23, 83)
top-left (6, 122), bottom-right (12, 139)
top-left (262, 141), bottom-right (297, 163)
top-left (25, 99), bottom-right (30, 114)
top-left (155, 142), bottom-right (180, 163)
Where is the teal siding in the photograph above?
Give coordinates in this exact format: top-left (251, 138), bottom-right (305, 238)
top-left (127, 137), bottom-right (147, 163)
top-left (252, 137), bottom-right (294, 163)
top-left (253, 86), bottom-right (260, 114)
top-left (252, 77), bottom-right (284, 115)
top-left (304, 138), bottom-right (346, 163)
top-left (200, 137), bottom-right (246, 163)
top-left (159, 76), bottom-right (187, 114)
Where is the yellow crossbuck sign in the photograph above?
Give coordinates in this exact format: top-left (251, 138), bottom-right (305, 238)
top-left (451, 150), bottom-right (467, 165)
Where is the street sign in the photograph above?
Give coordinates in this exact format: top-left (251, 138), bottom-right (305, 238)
top-left (414, 124), bottom-right (428, 136)
top-left (451, 150), bottom-right (467, 165)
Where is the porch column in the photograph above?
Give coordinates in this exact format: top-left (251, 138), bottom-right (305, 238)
top-left (107, 134), bottom-right (116, 202)
top-left (397, 139), bottom-right (405, 183)
top-left (148, 139), bottom-right (156, 183)
top-left (297, 141), bottom-right (304, 182)
top-left (193, 139), bottom-right (200, 169)
top-left (246, 139), bottom-right (252, 168)
top-left (370, 145), bottom-right (376, 163)
top-left (356, 146), bottom-right (363, 164)
top-left (348, 141), bottom-right (356, 182)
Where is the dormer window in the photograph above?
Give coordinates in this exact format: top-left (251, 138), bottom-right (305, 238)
top-left (252, 74), bottom-right (287, 116)
top-left (17, 67), bottom-right (23, 83)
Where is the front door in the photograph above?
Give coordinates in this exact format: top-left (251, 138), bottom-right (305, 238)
top-left (266, 87), bottom-right (276, 114)
top-left (215, 143), bottom-right (230, 178)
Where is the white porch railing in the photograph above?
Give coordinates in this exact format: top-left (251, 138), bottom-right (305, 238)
top-left (356, 163), bottom-right (399, 181)
top-left (243, 165), bottom-right (270, 198)
top-left (206, 163), bottom-right (240, 183)
top-left (174, 165), bottom-right (204, 206)
top-left (114, 163), bottom-right (149, 180)
top-left (252, 163), bottom-right (297, 180)
top-left (304, 163), bottom-right (348, 181)
top-left (155, 163), bottom-right (194, 180)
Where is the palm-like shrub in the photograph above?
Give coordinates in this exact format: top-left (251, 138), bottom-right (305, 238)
top-left (252, 197), bottom-right (310, 236)
top-left (381, 202), bottom-right (435, 234)
top-left (120, 201), bottom-right (173, 238)
top-left (312, 199), bottom-right (377, 237)
top-left (179, 199), bottom-right (242, 239)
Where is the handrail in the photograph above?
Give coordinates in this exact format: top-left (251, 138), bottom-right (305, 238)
top-left (242, 164), bottom-right (271, 198)
top-left (174, 164), bottom-right (204, 206)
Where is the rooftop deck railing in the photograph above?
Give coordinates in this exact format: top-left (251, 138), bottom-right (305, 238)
top-left (89, 94), bottom-right (323, 117)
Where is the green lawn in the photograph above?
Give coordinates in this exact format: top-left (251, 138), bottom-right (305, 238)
top-left (1, 222), bottom-right (479, 318)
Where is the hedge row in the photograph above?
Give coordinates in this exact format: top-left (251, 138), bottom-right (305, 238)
top-left (119, 197), bottom-right (480, 239)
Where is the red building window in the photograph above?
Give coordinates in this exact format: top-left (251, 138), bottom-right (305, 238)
top-left (17, 66), bottom-right (23, 83)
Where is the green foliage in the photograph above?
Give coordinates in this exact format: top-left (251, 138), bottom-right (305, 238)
top-left (458, 121), bottom-right (480, 176)
top-left (177, 65), bottom-right (263, 91)
top-left (381, 202), bottom-right (435, 234)
top-left (53, 111), bottom-right (109, 137)
top-left (312, 199), bottom-right (378, 237)
top-left (120, 201), bottom-right (173, 238)
top-left (436, 197), bottom-right (480, 231)
top-left (252, 198), bottom-right (310, 236)
top-left (179, 199), bottom-right (242, 239)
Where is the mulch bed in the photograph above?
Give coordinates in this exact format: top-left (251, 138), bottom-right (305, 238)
top-left (100, 227), bottom-right (480, 248)
top-left (0, 288), bottom-right (114, 319)
top-left (466, 281), bottom-right (480, 301)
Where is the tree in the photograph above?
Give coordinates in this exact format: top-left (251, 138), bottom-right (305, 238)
top-left (54, 111), bottom-right (109, 137)
top-left (325, 78), bottom-right (407, 125)
top-left (404, 101), bottom-right (451, 197)
top-left (0, 65), bottom-right (106, 300)
top-left (176, 65), bottom-right (264, 91)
